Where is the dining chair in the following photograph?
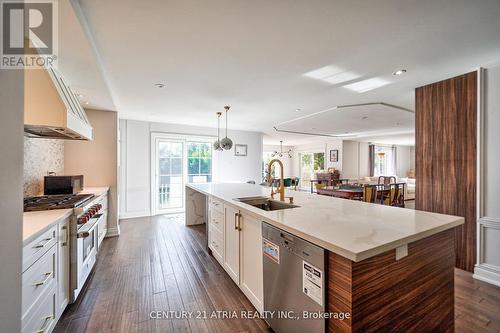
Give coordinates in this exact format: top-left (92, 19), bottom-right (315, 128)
top-left (383, 183), bottom-right (405, 207)
top-left (378, 176), bottom-right (396, 185)
top-left (363, 185), bottom-right (379, 203)
top-left (291, 177), bottom-right (300, 190)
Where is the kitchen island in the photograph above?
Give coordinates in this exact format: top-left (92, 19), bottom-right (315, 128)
top-left (186, 182), bottom-right (463, 332)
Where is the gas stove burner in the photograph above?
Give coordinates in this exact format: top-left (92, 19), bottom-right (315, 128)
top-left (24, 194), bottom-right (94, 212)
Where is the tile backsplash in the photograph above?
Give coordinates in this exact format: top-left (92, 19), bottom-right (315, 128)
top-left (24, 137), bottom-right (64, 197)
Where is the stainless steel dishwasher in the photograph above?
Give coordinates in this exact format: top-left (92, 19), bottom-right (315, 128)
top-left (262, 222), bottom-right (326, 333)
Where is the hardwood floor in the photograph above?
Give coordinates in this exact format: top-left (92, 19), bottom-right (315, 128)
top-left (55, 215), bottom-right (500, 333)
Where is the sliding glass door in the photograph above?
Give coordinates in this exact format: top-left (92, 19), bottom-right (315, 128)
top-left (299, 152), bottom-right (325, 190)
top-left (153, 135), bottom-right (213, 215)
top-left (156, 140), bottom-right (185, 213)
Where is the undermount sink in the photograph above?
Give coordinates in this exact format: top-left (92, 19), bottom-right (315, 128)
top-left (235, 196), bottom-right (299, 211)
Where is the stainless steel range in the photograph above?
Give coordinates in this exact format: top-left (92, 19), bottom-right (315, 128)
top-left (24, 193), bottom-right (104, 302)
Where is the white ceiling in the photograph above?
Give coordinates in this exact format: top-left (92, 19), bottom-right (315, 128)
top-left (58, 0), bottom-right (115, 111)
top-left (65, 0), bottom-right (500, 145)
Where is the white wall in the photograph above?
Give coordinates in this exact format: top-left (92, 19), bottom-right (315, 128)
top-left (0, 65), bottom-right (23, 332)
top-left (341, 140), bottom-right (371, 179)
top-left (474, 65), bottom-right (500, 286)
top-left (409, 146), bottom-right (416, 171)
top-left (396, 145), bottom-right (412, 177)
top-left (65, 110), bottom-right (119, 235)
top-left (119, 119), bottom-right (263, 218)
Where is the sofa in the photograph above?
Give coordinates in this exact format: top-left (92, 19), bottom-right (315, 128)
top-left (398, 177), bottom-right (416, 200)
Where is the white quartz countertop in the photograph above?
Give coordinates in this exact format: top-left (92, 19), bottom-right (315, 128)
top-left (187, 182), bottom-right (464, 262)
top-left (23, 209), bottom-right (73, 245)
top-left (22, 187), bottom-right (109, 245)
top-left (79, 186), bottom-right (109, 196)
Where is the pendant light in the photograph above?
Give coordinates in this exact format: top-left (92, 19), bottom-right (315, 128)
top-left (213, 112), bottom-right (223, 151)
top-left (220, 105), bottom-right (233, 150)
top-left (271, 140), bottom-right (292, 158)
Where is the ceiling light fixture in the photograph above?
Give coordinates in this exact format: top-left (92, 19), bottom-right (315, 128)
top-left (220, 105), bottom-right (233, 150)
top-left (83, 101), bottom-right (90, 105)
top-left (154, 83), bottom-right (166, 88)
top-left (213, 112), bottom-right (223, 151)
top-left (296, 108), bottom-right (301, 112)
top-left (271, 140), bottom-right (292, 158)
top-left (393, 69), bottom-right (407, 76)
top-left (76, 93), bottom-right (84, 98)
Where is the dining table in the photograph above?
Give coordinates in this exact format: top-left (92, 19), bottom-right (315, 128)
top-left (316, 184), bottom-right (391, 202)
top-left (309, 178), bottom-right (350, 193)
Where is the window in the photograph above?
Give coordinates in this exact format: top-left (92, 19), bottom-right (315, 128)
top-left (187, 142), bottom-right (212, 183)
top-left (373, 145), bottom-right (396, 176)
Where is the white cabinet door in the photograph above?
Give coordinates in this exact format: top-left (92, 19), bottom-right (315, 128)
top-left (224, 204), bottom-right (240, 284)
top-left (56, 218), bottom-right (70, 319)
top-left (240, 212), bottom-right (264, 312)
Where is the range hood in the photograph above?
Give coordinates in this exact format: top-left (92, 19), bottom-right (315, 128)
top-left (24, 65), bottom-right (93, 140)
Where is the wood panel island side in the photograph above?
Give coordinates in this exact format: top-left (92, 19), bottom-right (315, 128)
top-left (185, 183), bottom-right (463, 333)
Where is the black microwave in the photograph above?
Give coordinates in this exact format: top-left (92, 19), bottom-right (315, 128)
top-left (44, 175), bottom-right (84, 195)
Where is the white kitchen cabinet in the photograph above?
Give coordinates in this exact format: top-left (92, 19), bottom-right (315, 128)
top-left (57, 218), bottom-right (70, 319)
top-left (208, 202), bottom-right (224, 264)
top-left (224, 204), bottom-right (241, 284)
top-left (239, 211), bottom-right (264, 312)
top-left (207, 196), bottom-right (264, 312)
top-left (22, 229), bottom-right (59, 333)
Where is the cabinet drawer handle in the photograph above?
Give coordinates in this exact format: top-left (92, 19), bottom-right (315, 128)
top-left (234, 213), bottom-right (238, 230)
top-left (35, 315), bottom-right (54, 333)
top-left (62, 225), bottom-right (68, 246)
top-left (34, 237), bottom-right (52, 249)
top-left (34, 272), bottom-right (53, 287)
top-left (237, 213), bottom-right (242, 231)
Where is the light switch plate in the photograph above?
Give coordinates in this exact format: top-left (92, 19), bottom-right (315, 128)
top-left (395, 244), bottom-right (408, 260)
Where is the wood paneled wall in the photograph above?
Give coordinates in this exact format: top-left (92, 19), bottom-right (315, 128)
top-left (415, 71), bottom-right (477, 272)
top-left (328, 229), bottom-right (456, 332)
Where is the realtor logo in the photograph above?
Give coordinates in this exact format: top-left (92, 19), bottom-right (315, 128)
top-left (1, 0), bottom-right (58, 69)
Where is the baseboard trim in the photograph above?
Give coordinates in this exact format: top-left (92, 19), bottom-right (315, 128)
top-left (119, 211), bottom-right (150, 219)
top-left (473, 265), bottom-right (500, 287)
top-left (105, 226), bottom-right (121, 237)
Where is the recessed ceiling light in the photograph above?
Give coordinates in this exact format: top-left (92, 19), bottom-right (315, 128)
top-left (295, 108), bottom-right (301, 112)
top-left (393, 69), bottom-right (407, 76)
top-left (83, 101), bottom-right (89, 105)
top-left (343, 78), bottom-right (391, 93)
top-left (154, 83), bottom-right (166, 88)
top-left (76, 93), bottom-right (84, 98)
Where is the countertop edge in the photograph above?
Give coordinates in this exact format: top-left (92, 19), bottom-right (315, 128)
top-left (23, 209), bottom-right (73, 246)
top-left (187, 184), bottom-right (464, 262)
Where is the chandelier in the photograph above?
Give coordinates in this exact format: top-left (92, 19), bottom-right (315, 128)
top-left (272, 140), bottom-right (292, 158)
